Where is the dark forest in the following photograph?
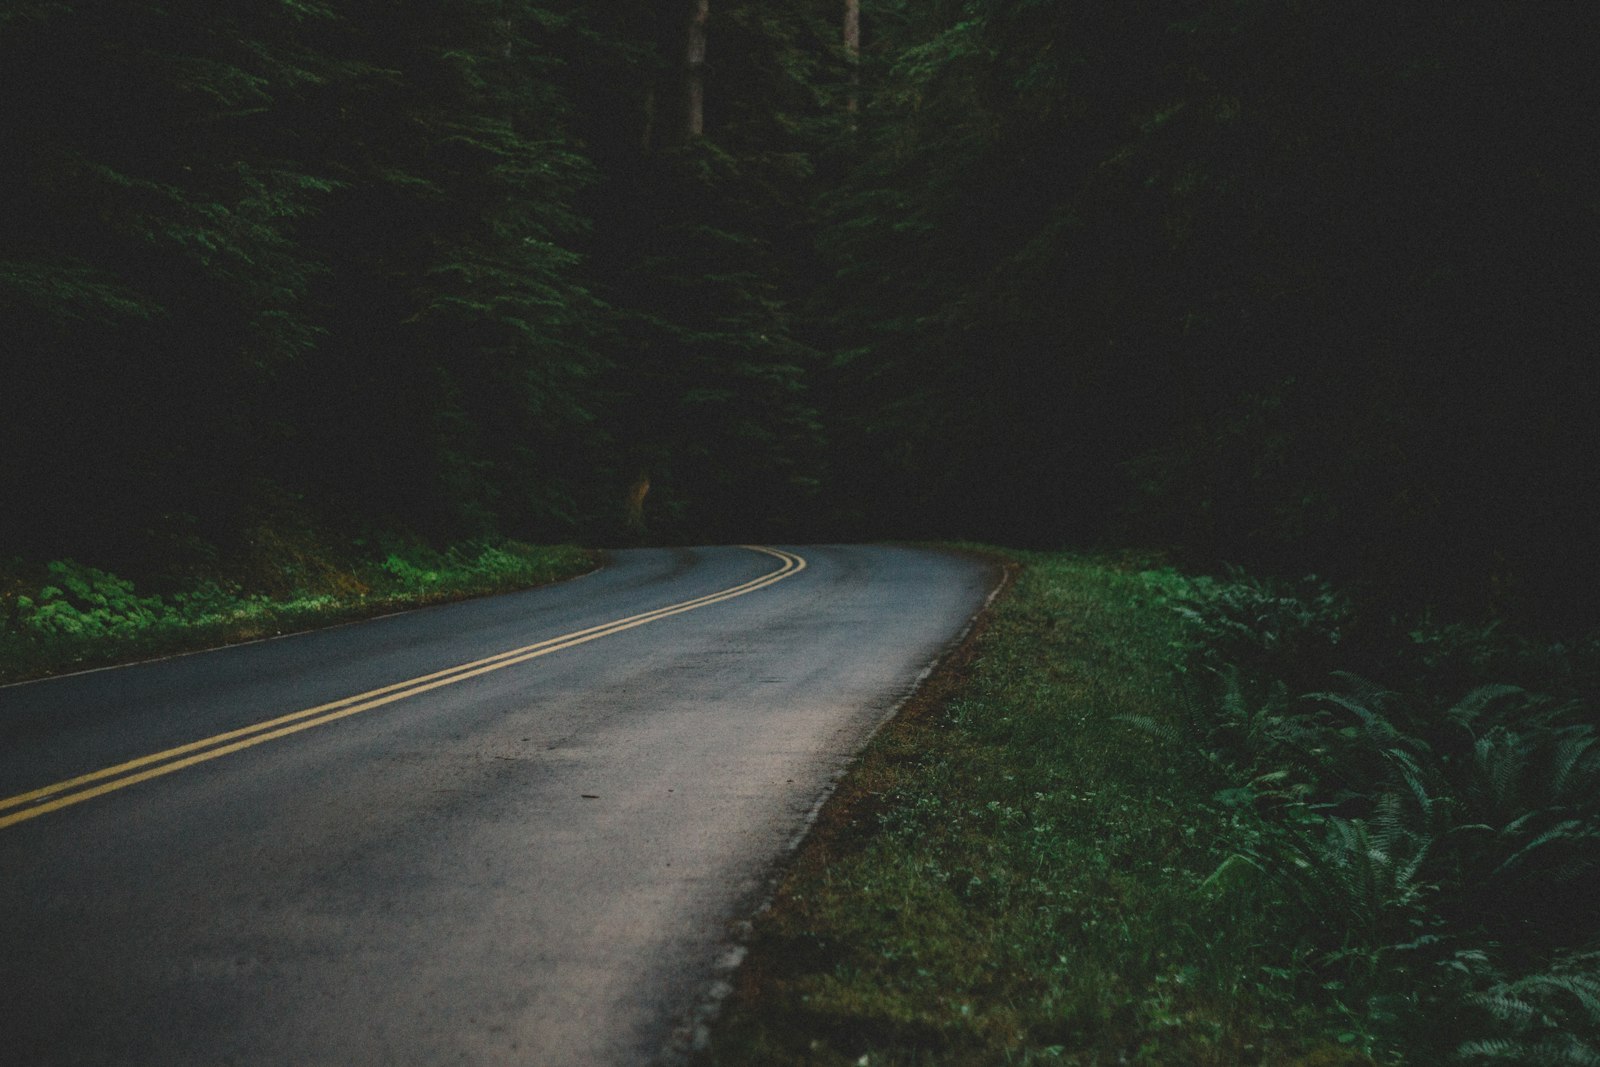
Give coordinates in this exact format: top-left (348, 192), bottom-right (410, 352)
top-left (4, 0), bottom-right (1597, 630)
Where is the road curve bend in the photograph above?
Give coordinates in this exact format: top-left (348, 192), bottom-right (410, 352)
top-left (0, 544), bottom-right (1000, 1066)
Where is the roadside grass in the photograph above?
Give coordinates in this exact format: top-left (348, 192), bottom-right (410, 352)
top-left (699, 551), bottom-right (1366, 1066)
top-left (0, 539), bottom-right (595, 685)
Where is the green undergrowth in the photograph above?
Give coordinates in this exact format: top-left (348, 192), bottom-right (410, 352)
top-left (701, 551), bottom-right (1362, 1065)
top-left (700, 551), bottom-right (1600, 1065)
top-left (1163, 571), bottom-right (1600, 1065)
top-left (0, 538), bottom-right (594, 684)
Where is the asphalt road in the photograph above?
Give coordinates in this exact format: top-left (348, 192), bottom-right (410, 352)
top-left (0, 544), bottom-right (999, 1066)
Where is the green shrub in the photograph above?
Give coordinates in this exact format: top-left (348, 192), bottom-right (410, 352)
top-left (1, 540), bottom-right (591, 682)
top-left (1173, 570), bottom-right (1354, 695)
top-left (1170, 570), bottom-right (1600, 1061)
top-left (1456, 952), bottom-right (1600, 1065)
top-left (14, 560), bottom-right (168, 640)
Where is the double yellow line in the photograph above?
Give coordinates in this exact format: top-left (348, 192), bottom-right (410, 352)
top-left (0, 546), bottom-right (806, 832)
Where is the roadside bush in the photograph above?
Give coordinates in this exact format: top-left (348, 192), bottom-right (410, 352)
top-left (1171, 571), bottom-right (1600, 1062)
top-left (0, 539), bottom-right (590, 683)
top-left (13, 560), bottom-right (167, 640)
top-left (1401, 617), bottom-right (1600, 718)
top-left (1172, 570), bottom-right (1355, 696)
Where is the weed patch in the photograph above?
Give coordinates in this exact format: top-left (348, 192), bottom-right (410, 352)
top-left (0, 539), bottom-right (593, 684)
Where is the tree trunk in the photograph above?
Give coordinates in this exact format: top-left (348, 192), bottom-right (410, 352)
top-left (641, 84), bottom-right (657, 153)
top-left (686, 0), bottom-right (709, 138)
top-left (843, 0), bottom-right (860, 113)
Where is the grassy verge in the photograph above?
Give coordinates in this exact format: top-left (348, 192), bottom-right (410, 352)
top-left (700, 550), bottom-right (1600, 1065)
top-left (0, 538), bottom-right (595, 685)
top-left (699, 551), bottom-right (1365, 1065)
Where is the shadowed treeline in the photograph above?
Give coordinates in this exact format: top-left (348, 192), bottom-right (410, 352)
top-left (3, 1), bottom-right (1597, 630)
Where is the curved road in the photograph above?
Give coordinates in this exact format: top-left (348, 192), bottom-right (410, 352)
top-left (0, 544), bottom-right (999, 1065)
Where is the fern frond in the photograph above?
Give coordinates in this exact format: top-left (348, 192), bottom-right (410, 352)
top-left (1370, 792), bottom-right (1410, 856)
top-left (1548, 728), bottom-right (1600, 801)
top-left (1458, 1035), bottom-right (1600, 1065)
top-left (1490, 819), bottom-right (1593, 883)
top-left (1449, 685), bottom-right (1528, 732)
top-left (1456, 1035), bottom-right (1523, 1060)
top-left (1473, 728), bottom-right (1533, 817)
top-left (1516, 972), bottom-right (1600, 1022)
top-left (1467, 988), bottom-right (1545, 1026)
top-left (1309, 690), bottom-right (1401, 744)
top-left (1327, 670), bottom-right (1395, 708)
top-left (1381, 745), bottom-right (1446, 825)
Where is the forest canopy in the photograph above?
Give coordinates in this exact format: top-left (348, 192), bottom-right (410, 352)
top-left (3, 0), bottom-right (1596, 628)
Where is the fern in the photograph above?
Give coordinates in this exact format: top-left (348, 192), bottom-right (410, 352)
top-left (1458, 1036), bottom-right (1600, 1065)
top-left (1459, 955), bottom-right (1600, 1065)
top-left (1447, 684), bottom-right (1530, 731)
top-left (1267, 814), bottom-right (1434, 953)
top-left (1548, 729), bottom-right (1600, 799)
top-left (0, 258), bottom-right (164, 322)
top-left (1488, 819), bottom-right (1596, 883)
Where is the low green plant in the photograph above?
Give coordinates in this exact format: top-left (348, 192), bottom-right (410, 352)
top-left (0, 539), bottom-right (592, 683)
top-left (1449, 951), bottom-right (1600, 1065)
top-left (1171, 570), bottom-right (1600, 1061)
top-left (1172, 569), bottom-right (1355, 697)
top-left (13, 560), bottom-right (167, 640)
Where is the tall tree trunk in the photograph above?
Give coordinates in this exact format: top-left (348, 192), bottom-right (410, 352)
top-left (686, 0), bottom-right (709, 138)
top-left (642, 84), bottom-right (657, 153)
top-left (843, 0), bottom-right (860, 113)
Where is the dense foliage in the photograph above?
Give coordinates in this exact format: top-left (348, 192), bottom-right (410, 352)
top-left (1, 0), bottom-right (837, 562)
top-left (823, 1), bottom-right (1600, 630)
top-left (1166, 568), bottom-right (1600, 1063)
top-left (5, 1), bottom-right (1597, 629)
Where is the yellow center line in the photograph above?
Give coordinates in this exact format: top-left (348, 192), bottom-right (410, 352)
top-left (0, 546), bottom-right (806, 831)
top-left (0, 547), bottom-right (799, 814)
